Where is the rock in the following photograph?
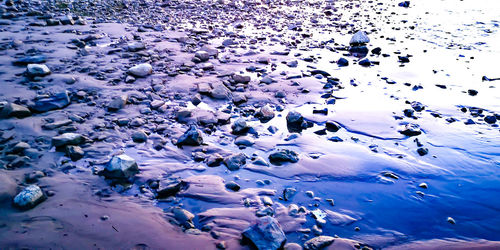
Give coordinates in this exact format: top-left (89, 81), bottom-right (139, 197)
top-left (419, 183), bottom-right (428, 189)
top-left (224, 153), bottom-right (246, 171)
top-left (127, 41), bottom-right (146, 52)
top-left (0, 102), bottom-right (31, 118)
top-left (358, 58), bottom-right (371, 66)
top-left (100, 154), bottom-right (139, 180)
top-left (132, 130), bottom-right (148, 143)
top-left (42, 119), bottom-right (72, 130)
top-left (304, 236), bottom-right (335, 250)
top-left (31, 91), bottom-right (70, 112)
top-left (195, 50), bottom-right (210, 62)
top-left (150, 100), bottom-right (165, 110)
top-left (156, 177), bottom-right (184, 198)
top-left (252, 157), bottom-right (269, 166)
top-left (398, 1), bottom-right (410, 7)
top-left (283, 188), bottom-right (297, 201)
top-left (325, 121), bottom-right (341, 132)
top-left (242, 216), bottom-right (286, 250)
top-left (225, 181), bottom-right (240, 191)
top-left (177, 125), bottom-right (204, 146)
top-left (284, 243), bottom-right (302, 250)
top-left (255, 105), bottom-right (275, 122)
top-left (27, 64), bottom-right (51, 76)
top-left (349, 31), bottom-right (370, 45)
top-left (447, 217), bottom-right (456, 224)
top-left (198, 82), bottom-right (212, 94)
top-left (60, 15), bottom-right (74, 25)
top-left (411, 101), bottom-right (425, 112)
top-left (66, 145), bottom-right (84, 161)
top-left (107, 95), bottom-right (128, 111)
top-left (222, 39), bottom-right (236, 47)
top-left (468, 89), bottom-right (478, 96)
top-left (337, 57), bottom-right (349, 67)
top-left (286, 111), bottom-right (304, 129)
top-left (234, 136), bottom-right (255, 147)
top-left (211, 83), bottom-right (232, 100)
top-left (13, 185), bottom-right (46, 210)
top-left (417, 147), bottom-right (428, 156)
top-left (128, 63), bottom-right (152, 77)
top-left (398, 123), bottom-right (422, 136)
top-left (172, 207), bottom-right (195, 228)
top-left (261, 196), bottom-right (273, 206)
top-left (232, 118), bottom-right (250, 134)
top-left (269, 149), bottom-right (299, 165)
top-left (13, 55), bottom-right (46, 66)
top-left (484, 115), bottom-right (497, 124)
top-left (7, 142), bottom-right (30, 155)
top-left (233, 74), bottom-right (251, 84)
top-left (52, 133), bottom-right (84, 147)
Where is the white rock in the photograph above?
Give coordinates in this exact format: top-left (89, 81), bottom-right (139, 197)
top-left (349, 31), bottom-right (370, 45)
top-left (27, 64), bottom-right (51, 76)
top-left (13, 185), bottom-right (46, 209)
top-left (128, 63), bottom-right (152, 77)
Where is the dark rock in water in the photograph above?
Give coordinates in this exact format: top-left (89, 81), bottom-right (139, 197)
top-left (66, 145), bottom-right (84, 161)
top-left (349, 46), bottom-right (369, 58)
top-left (224, 153), bottom-right (246, 171)
top-left (313, 108), bottom-right (328, 115)
top-left (52, 133), bottom-right (84, 147)
top-left (242, 216), bottom-right (286, 250)
top-left (349, 31), bottom-right (370, 46)
top-left (328, 136), bottom-right (343, 142)
top-left (464, 119), bottom-right (475, 125)
top-left (358, 58), bottom-right (371, 66)
top-left (417, 147), bottom-right (428, 156)
top-left (398, 56), bottom-right (410, 63)
top-left (371, 47), bottom-right (382, 55)
top-left (269, 149), bottom-right (299, 165)
top-left (398, 1), bottom-right (410, 7)
top-left (286, 111), bottom-right (304, 128)
top-left (0, 102), bottom-right (31, 118)
top-left (31, 91), bottom-right (70, 112)
top-left (337, 57), bottom-right (349, 67)
top-left (467, 89), bottom-right (478, 96)
top-left (404, 109), bottom-right (414, 117)
top-left (13, 185), bottom-right (46, 210)
top-left (156, 177), bottom-right (184, 198)
top-left (484, 115), bottom-right (497, 124)
top-left (398, 123), bottom-right (422, 136)
top-left (304, 236), bottom-right (335, 250)
top-left (225, 181), bottom-right (241, 191)
top-left (172, 207), bottom-right (195, 229)
top-left (325, 121), bottom-right (341, 132)
top-left (411, 101), bottom-right (425, 112)
top-left (100, 154), bottom-right (139, 180)
top-left (232, 118), bottom-right (250, 135)
top-left (177, 125), bottom-right (203, 146)
top-left (27, 64), bottom-right (51, 76)
top-left (13, 55), bottom-right (46, 66)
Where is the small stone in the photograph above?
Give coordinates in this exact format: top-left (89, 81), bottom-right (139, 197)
top-left (255, 105), bottom-right (275, 122)
top-left (398, 123), bottom-right (422, 136)
top-left (127, 42), bottom-right (146, 52)
top-left (225, 181), bottom-right (240, 191)
top-left (417, 147), bottom-right (428, 156)
top-left (13, 185), bottom-right (46, 210)
top-left (172, 207), bottom-right (195, 228)
top-left (31, 91), bottom-right (70, 112)
top-left (234, 136), bottom-right (255, 147)
top-left (195, 50), bottom-right (210, 62)
top-left (233, 74), bottom-right (251, 84)
top-left (100, 154), bottom-right (139, 180)
top-left (305, 191), bottom-right (314, 198)
top-left (419, 183), bottom-right (428, 189)
top-left (447, 217), bottom-right (456, 224)
top-left (484, 115), bottom-right (497, 124)
top-left (261, 196), bottom-right (273, 206)
top-left (210, 83), bottom-right (232, 100)
top-left (66, 145), bottom-right (84, 161)
top-left (177, 125), bottom-right (204, 146)
top-left (27, 64), bottom-right (50, 76)
top-left (269, 149), bottom-right (299, 165)
top-left (350, 31), bottom-right (370, 45)
top-left (337, 57), bottom-right (349, 67)
top-left (224, 153), bottom-right (246, 171)
top-left (286, 111), bottom-right (304, 128)
top-left (304, 236), bottom-right (335, 250)
top-left (52, 133), bottom-right (84, 148)
top-left (107, 95), bottom-right (128, 111)
top-left (232, 118), bottom-right (250, 134)
top-left (132, 130), bottom-right (148, 143)
top-left (128, 63), bottom-right (152, 77)
top-left (242, 216), bottom-right (286, 250)
top-left (0, 102), bottom-right (31, 119)
top-left (283, 188), bottom-right (297, 201)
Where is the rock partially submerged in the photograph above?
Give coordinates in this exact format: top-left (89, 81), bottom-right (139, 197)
top-left (349, 31), bottom-right (370, 46)
top-left (269, 149), bottom-right (299, 165)
top-left (242, 216), bottom-right (286, 250)
top-left (224, 153), bottom-right (247, 171)
top-left (0, 102), bottom-right (31, 118)
top-left (99, 154), bottom-right (139, 180)
top-left (30, 91), bottom-right (70, 112)
top-left (177, 125), bottom-right (204, 146)
top-left (13, 185), bottom-right (46, 210)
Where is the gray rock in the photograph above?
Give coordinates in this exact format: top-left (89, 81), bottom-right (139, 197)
top-left (225, 181), bottom-right (240, 191)
top-left (256, 105), bottom-right (275, 122)
top-left (52, 133), bottom-right (84, 147)
top-left (128, 63), bottom-right (152, 77)
top-left (107, 95), bottom-right (128, 111)
top-left (242, 216), bottom-right (286, 250)
top-left (198, 82), bottom-right (212, 94)
top-left (100, 154), bottom-right (139, 180)
top-left (232, 118), bottom-right (250, 134)
top-left (177, 125), bottom-right (204, 146)
top-left (234, 136), bottom-right (255, 147)
top-left (60, 15), bottom-right (74, 25)
top-left (156, 177), bottom-right (184, 198)
top-left (269, 149), bottom-right (299, 165)
top-left (31, 91), bottom-right (70, 112)
top-left (349, 31), bottom-right (370, 45)
top-left (66, 145), bottom-right (84, 161)
top-left (13, 185), bottom-right (46, 210)
top-left (211, 83), bottom-right (232, 100)
top-left (224, 153), bottom-right (246, 171)
top-left (27, 64), bottom-right (51, 76)
top-left (283, 187), bottom-right (297, 201)
top-left (13, 55), bottom-right (46, 66)
top-left (398, 123), bottom-right (422, 136)
top-left (233, 74), bottom-right (251, 84)
top-left (0, 102), bottom-right (31, 118)
top-left (304, 236), bottom-right (335, 250)
top-left (286, 111), bottom-right (303, 127)
top-left (127, 41), bottom-right (146, 52)
top-left (132, 130), bottom-right (148, 143)
top-left (172, 207), bottom-right (195, 228)
top-left (195, 50), bottom-right (210, 62)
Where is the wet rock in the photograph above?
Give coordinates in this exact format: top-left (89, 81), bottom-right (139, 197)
top-left (484, 115), bottom-right (497, 124)
top-left (31, 91), bottom-right (70, 112)
top-left (447, 217), bottom-right (456, 224)
top-left (100, 154), bottom-right (139, 180)
top-left (234, 136), bottom-right (255, 147)
top-left (284, 243), bottom-right (302, 250)
top-left (225, 181), bottom-right (241, 191)
top-left (350, 31), bottom-right (370, 45)
top-left (156, 177), bottom-right (184, 198)
top-left (66, 145), bottom-right (84, 161)
top-left (255, 105), bottom-right (275, 122)
top-left (233, 93), bottom-right (247, 105)
top-left (337, 57), bottom-right (349, 67)
top-left (132, 130), bottom-right (148, 143)
top-left (252, 157), bottom-right (269, 166)
top-left (411, 101), bottom-right (425, 112)
top-left (27, 64), bottom-right (51, 76)
top-left (261, 196), bottom-right (273, 206)
top-left (172, 207), bottom-right (195, 228)
top-left (194, 50), bottom-right (210, 62)
top-left (419, 183), bottom-right (428, 189)
top-left (107, 95), bottom-right (128, 111)
top-left (7, 142), bottom-right (30, 155)
top-left (398, 123), bottom-right (422, 136)
top-left (325, 121), bottom-right (341, 132)
top-left (283, 188), bottom-right (297, 201)
top-left (358, 58), bottom-right (371, 66)
top-left (286, 111), bottom-right (304, 129)
top-left (13, 185), bottom-right (46, 210)
top-left (269, 149), bottom-right (299, 165)
top-left (231, 118), bottom-right (250, 134)
top-left (0, 102), bottom-right (31, 118)
top-left (60, 15), bottom-right (74, 25)
top-left (128, 63), bottom-right (152, 77)
top-left (242, 216), bottom-right (286, 250)
top-left (13, 55), bottom-right (46, 66)
top-left (52, 133), bottom-right (84, 148)
top-left (210, 83), bottom-right (232, 100)
top-left (177, 125), bottom-right (204, 146)
top-left (417, 147), bottom-right (428, 156)
top-left (233, 74), bottom-right (251, 84)
top-left (224, 153), bottom-right (246, 171)
top-left (304, 236), bottom-right (335, 250)
top-left (127, 42), bottom-right (146, 52)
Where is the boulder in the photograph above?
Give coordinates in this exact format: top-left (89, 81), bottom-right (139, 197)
top-left (224, 153), bottom-right (246, 171)
top-left (269, 149), bottom-right (299, 165)
top-left (242, 216), bottom-right (286, 250)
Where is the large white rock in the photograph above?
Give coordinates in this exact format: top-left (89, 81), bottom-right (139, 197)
top-left (349, 31), bottom-right (370, 45)
top-left (13, 185), bottom-right (46, 209)
top-left (27, 64), bottom-right (51, 76)
top-left (128, 63), bottom-right (152, 77)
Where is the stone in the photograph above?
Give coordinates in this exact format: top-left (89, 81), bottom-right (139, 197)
top-left (172, 207), bottom-right (195, 228)
top-left (60, 15), bottom-right (74, 25)
top-left (210, 83), bottom-right (232, 100)
top-left (255, 105), bottom-right (275, 122)
top-left (66, 145), bottom-right (84, 161)
top-left (198, 82), bottom-right (212, 94)
top-left (225, 181), bottom-right (240, 191)
top-left (231, 118), bottom-right (250, 134)
top-left (242, 216), bottom-right (286, 250)
top-left (108, 95), bottom-right (128, 111)
top-left (13, 185), bottom-right (46, 210)
top-left (224, 153), bottom-right (246, 171)
top-left (31, 91), bottom-right (70, 112)
top-left (13, 55), bottom-right (46, 66)
top-left (0, 102), bottom-right (31, 118)
top-left (195, 50), bottom-right (210, 62)
top-left (27, 64), bottom-right (50, 76)
top-left (233, 74), bottom-right (251, 84)
top-left (269, 149), bottom-right (299, 165)
top-left (132, 130), bottom-right (148, 143)
top-left (286, 111), bottom-right (304, 128)
top-left (283, 188), bottom-right (297, 201)
top-left (127, 41), bottom-right (146, 52)
top-left (398, 123), bottom-right (422, 136)
top-left (337, 57), bottom-right (349, 67)
top-left (52, 133), bottom-right (84, 147)
top-left (484, 115), bottom-right (497, 124)
top-left (325, 121), bottom-right (341, 132)
top-left (128, 63), bottom-right (152, 77)
top-left (234, 136), bottom-right (255, 147)
top-left (349, 31), bottom-right (370, 45)
top-left (177, 125), bottom-right (203, 146)
top-left (304, 236), bottom-right (335, 250)
top-left (156, 177), bottom-right (184, 198)
top-left (100, 154), bottom-right (139, 180)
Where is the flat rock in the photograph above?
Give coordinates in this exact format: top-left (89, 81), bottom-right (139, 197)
top-left (52, 133), bottom-right (84, 147)
top-left (31, 91), bottom-right (70, 113)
